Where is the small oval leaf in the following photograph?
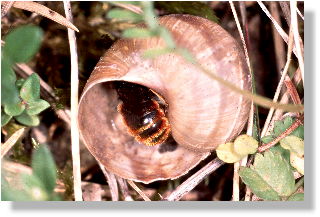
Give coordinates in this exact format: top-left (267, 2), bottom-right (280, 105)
top-left (234, 134), bottom-right (258, 156)
top-left (15, 111), bottom-right (40, 126)
top-left (280, 135), bottom-right (304, 158)
top-left (1, 110), bottom-right (12, 126)
top-left (3, 25), bottom-right (43, 63)
top-left (1, 56), bottom-right (20, 105)
top-left (216, 142), bottom-right (244, 163)
top-left (20, 73), bottom-right (40, 102)
top-left (26, 99), bottom-right (50, 115)
top-left (239, 167), bottom-right (281, 201)
top-left (4, 102), bottom-right (25, 116)
top-left (31, 144), bottom-right (57, 193)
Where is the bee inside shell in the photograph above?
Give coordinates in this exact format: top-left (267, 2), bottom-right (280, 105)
top-left (114, 81), bottom-right (171, 146)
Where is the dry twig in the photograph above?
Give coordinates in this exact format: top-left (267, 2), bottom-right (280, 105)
top-left (116, 176), bottom-right (134, 201)
top-left (63, 0), bottom-right (82, 201)
top-left (261, 25), bottom-right (294, 138)
top-left (1, 128), bottom-right (25, 159)
top-left (9, 1), bottom-right (79, 32)
top-left (164, 158), bottom-right (224, 201)
top-left (258, 114), bottom-right (304, 152)
top-left (98, 163), bottom-right (119, 201)
top-left (290, 1), bottom-right (304, 86)
top-left (127, 180), bottom-right (151, 201)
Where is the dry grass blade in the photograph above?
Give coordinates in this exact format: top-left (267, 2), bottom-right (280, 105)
top-left (270, 1), bottom-right (286, 72)
top-left (290, 1), bottom-right (304, 86)
top-left (98, 163), bottom-right (119, 201)
top-left (266, 69), bottom-right (302, 135)
top-left (127, 180), bottom-right (151, 201)
top-left (165, 158), bottom-right (224, 201)
top-left (261, 25), bottom-right (294, 137)
top-left (13, 1), bottom-right (79, 32)
top-left (116, 176), bottom-right (134, 201)
top-left (113, 2), bottom-right (143, 15)
top-left (229, 1), bottom-right (252, 201)
top-left (63, 0), bottom-right (82, 201)
top-left (229, 1), bottom-right (251, 75)
top-left (257, 1), bottom-right (299, 58)
top-left (1, 128), bottom-right (25, 159)
top-left (279, 1), bottom-right (291, 26)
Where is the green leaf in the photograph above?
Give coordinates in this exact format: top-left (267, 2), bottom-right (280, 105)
top-left (15, 111), bottom-right (40, 126)
top-left (143, 47), bottom-right (173, 59)
top-left (155, 1), bottom-right (219, 23)
top-left (141, 1), bottom-right (158, 30)
top-left (107, 9), bottom-right (143, 22)
top-left (269, 145), bottom-right (290, 163)
top-left (21, 173), bottom-right (48, 201)
top-left (288, 193), bottom-right (304, 201)
top-left (1, 110), bottom-right (12, 126)
top-left (1, 175), bottom-right (31, 201)
top-left (4, 101), bottom-right (25, 116)
top-left (234, 134), bottom-right (258, 156)
top-left (16, 78), bottom-right (26, 90)
top-left (31, 144), bottom-right (57, 193)
top-left (26, 99), bottom-right (50, 115)
top-left (239, 167), bottom-right (280, 201)
top-left (261, 135), bottom-right (274, 144)
top-left (123, 27), bottom-right (155, 38)
top-left (253, 151), bottom-right (295, 197)
top-left (216, 142), bottom-right (244, 163)
top-left (158, 27), bottom-right (176, 49)
top-left (110, 1), bottom-right (141, 6)
top-left (291, 125), bottom-right (304, 140)
top-left (20, 73), bottom-right (40, 102)
top-left (3, 25), bottom-right (43, 63)
top-left (280, 135), bottom-right (304, 158)
top-left (1, 56), bottom-right (20, 105)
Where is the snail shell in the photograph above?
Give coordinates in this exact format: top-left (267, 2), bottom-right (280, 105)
top-left (78, 14), bottom-right (251, 183)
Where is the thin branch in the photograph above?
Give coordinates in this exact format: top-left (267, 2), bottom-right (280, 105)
top-left (293, 176), bottom-right (304, 193)
top-left (257, 1), bottom-right (299, 58)
top-left (230, 1), bottom-right (254, 201)
top-left (270, 1), bottom-right (286, 72)
top-left (284, 76), bottom-right (302, 105)
top-left (229, 1), bottom-right (251, 76)
top-left (164, 158), bottom-right (224, 201)
top-left (261, 25), bottom-right (294, 137)
top-left (116, 177), bottom-right (134, 201)
top-left (258, 114), bottom-right (304, 152)
top-left (279, 1), bottom-right (291, 26)
top-left (266, 69), bottom-right (302, 135)
top-left (63, 0), bottom-right (82, 201)
top-left (1, 128), bottom-right (25, 158)
top-left (290, 1), bottom-right (304, 86)
top-left (98, 163), bottom-right (119, 201)
top-left (127, 180), bottom-right (151, 201)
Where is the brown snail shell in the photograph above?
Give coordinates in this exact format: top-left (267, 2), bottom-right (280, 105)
top-left (78, 14), bottom-right (252, 183)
